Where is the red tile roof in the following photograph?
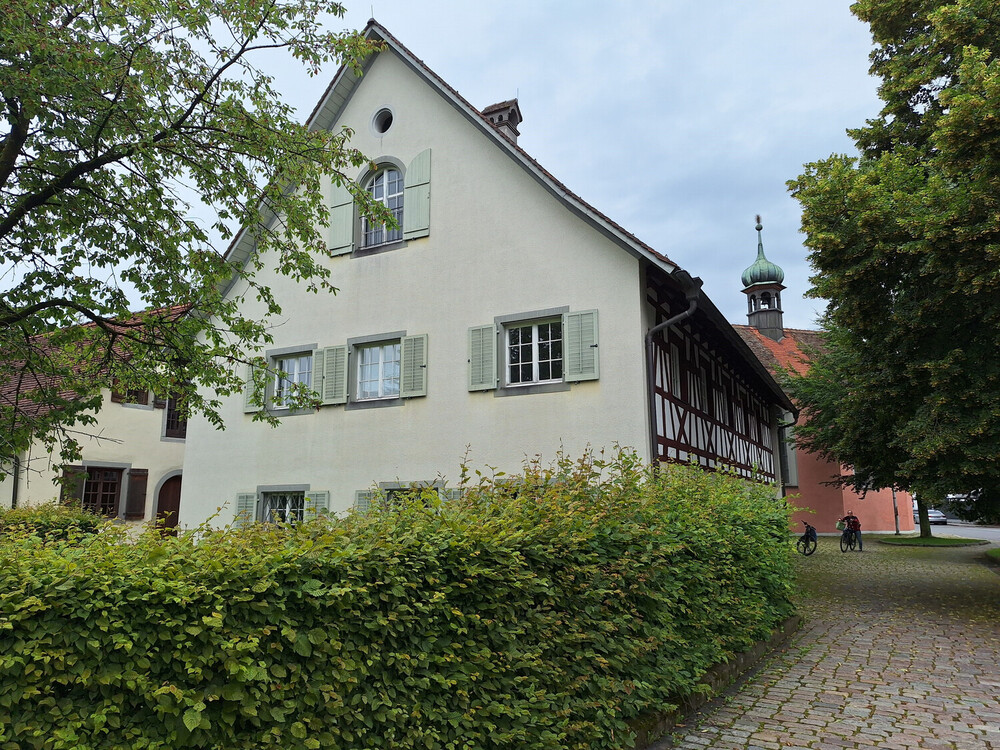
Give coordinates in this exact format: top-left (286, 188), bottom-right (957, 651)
top-left (731, 325), bottom-right (826, 377)
top-left (1, 304), bottom-right (191, 420)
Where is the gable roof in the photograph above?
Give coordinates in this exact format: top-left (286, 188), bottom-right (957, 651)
top-left (223, 18), bottom-right (679, 284)
top-left (732, 325), bottom-right (827, 378)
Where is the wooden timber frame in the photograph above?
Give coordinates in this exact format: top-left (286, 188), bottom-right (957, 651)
top-left (646, 266), bottom-right (781, 481)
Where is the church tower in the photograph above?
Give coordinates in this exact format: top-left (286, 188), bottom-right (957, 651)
top-left (741, 216), bottom-right (785, 341)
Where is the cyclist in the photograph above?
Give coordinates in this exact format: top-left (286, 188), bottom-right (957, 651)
top-left (839, 510), bottom-right (862, 551)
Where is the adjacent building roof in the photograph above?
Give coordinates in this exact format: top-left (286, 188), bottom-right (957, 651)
top-left (732, 325), bottom-right (826, 377)
top-left (1, 304), bottom-right (190, 420)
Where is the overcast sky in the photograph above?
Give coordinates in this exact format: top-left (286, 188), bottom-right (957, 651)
top-left (275, 1), bottom-right (882, 330)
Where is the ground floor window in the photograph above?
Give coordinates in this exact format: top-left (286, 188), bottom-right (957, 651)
top-left (260, 491), bottom-right (305, 524)
top-left (83, 468), bottom-right (123, 516)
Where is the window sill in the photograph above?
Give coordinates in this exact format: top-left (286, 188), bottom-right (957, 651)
top-left (346, 397), bottom-right (403, 411)
top-left (495, 382), bottom-right (571, 398)
top-left (353, 239), bottom-right (407, 258)
top-left (265, 406), bottom-right (316, 418)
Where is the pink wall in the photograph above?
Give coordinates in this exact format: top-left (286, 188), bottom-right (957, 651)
top-left (787, 449), bottom-right (914, 534)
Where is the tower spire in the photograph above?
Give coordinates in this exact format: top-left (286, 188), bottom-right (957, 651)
top-left (740, 216), bottom-right (786, 341)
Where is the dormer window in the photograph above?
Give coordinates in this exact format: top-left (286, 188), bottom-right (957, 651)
top-left (361, 168), bottom-right (403, 247)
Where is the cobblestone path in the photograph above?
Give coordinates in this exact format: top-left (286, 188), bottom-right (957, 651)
top-left (662, 537), bottom-right (1000, 750)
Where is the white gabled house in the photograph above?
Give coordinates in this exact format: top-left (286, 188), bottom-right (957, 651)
top-left (179, 20), bottom-right (795, 529)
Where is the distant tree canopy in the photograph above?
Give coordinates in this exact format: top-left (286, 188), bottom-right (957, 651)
top-left (0, 0), bottom-right (385, 468)
top-left (785, 0), bottom-right (1000, 524)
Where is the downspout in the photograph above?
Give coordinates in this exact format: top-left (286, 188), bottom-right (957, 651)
top-left (11, 454), bottom-right (20, 509)
top-left (645, 270), bottom-right (703, 465)
top-left (775, 410), bottom-right (799, 498)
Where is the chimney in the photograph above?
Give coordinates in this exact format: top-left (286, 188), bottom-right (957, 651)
top-left (482, 99), bottom-right (523, 144)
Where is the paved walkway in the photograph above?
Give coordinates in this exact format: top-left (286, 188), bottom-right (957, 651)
top-left (662, 537), bottom-right (1000, 750)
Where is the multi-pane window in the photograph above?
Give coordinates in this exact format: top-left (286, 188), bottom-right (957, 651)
top-left (261, 492), bottom-right (305, 524)
top-left (83, 468), bottom-right (123, 516)
top-left (165, 394), bottom-right (187, 438)
top-left (273, 353), bottom-right (312, 408)
top-left (362, 168), bottom-right (404, 247)
top-left (506, 320), bottom-right (562, 385)
top-left (357, 342), bottom-right (401, 400)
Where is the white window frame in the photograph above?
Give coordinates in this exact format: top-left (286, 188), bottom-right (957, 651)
top-left (504, 318), bottom-right (563, 387)
top-left (272, 351), bottom-right (313, 409)
top-left (355, 340), bottom-right (402, 401)
top-left (361, 168), bottom-right (404, 248)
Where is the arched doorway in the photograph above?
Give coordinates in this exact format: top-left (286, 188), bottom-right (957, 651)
top-left (156, 475), bottom-right (182, 535)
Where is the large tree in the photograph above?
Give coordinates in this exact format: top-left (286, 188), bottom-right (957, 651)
top-left (786, 0), bottom-right (1000, 533)
top-left (1, 0), bottom-right (385, 468)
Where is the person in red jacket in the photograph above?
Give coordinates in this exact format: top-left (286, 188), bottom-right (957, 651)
top-left (839, 510), bottom-right (862, 551)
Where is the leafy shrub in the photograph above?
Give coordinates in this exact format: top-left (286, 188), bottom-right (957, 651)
top-left (0, 503), bottom-right (102, 540)
top-left (0, 452), bottom-right (793, 749)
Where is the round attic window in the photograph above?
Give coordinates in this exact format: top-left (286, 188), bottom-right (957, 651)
top-left (372, 108), bottom-right (394, 135)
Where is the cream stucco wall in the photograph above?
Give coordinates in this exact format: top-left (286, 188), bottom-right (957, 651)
top-left (0, 391), bottom-right (185, 522)
top-left (180, 51), bottom-right (653, 527)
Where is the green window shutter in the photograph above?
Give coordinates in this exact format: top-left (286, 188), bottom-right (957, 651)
top-left (243, 363), bottom-right (262, 413)
top-left (329, 181), bottom-right (355, 256)
top-left (354, 490), bottom-right (373, 514)
top-left (303, 491), bottom-right (330, 522)
top-left (321, 346), bottom-right (348, 405)
top-left (313, 348), bottom-right (325, 400)
top-left (403, 149), bottom-right (431, 239)
top-left (400, 334), bottom-right (428, 398)
top-left (234, 493), bottom-right (257, 528)
top-left (564, 309), bottom-right (600, 381)
top-left (468, 324), bottom-right (497, 391)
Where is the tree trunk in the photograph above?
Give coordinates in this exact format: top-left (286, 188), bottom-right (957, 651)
top-left (915, 496), bottom-right (933, 539)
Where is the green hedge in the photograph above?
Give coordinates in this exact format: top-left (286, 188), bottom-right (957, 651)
top-left (0, 453), bottom-right (794, 749)
top-left (0, 504), bottom-right (102, 540)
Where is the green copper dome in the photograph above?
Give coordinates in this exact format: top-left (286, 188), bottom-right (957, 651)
top-left (741, 217), bottom-right (784, 287)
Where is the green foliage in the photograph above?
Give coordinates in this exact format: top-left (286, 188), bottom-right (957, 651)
top-left (0, 504), bottom-right (102, 539)
top-left (0, 1), bottom-right (387, 466)
top-left (0, 453), bottom-right (794, 749)
top-left (786, 0), bottom-right (1000, 514)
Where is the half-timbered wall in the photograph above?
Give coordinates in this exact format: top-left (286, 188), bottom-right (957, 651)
top-left (647, 275), bottom-right (776, 480)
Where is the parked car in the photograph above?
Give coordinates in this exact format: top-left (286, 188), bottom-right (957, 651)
top-left (912, 504), bottom-right (948, 525)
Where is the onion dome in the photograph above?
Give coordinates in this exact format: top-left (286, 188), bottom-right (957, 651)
top-left (741, 216), bottom-right (784, 288)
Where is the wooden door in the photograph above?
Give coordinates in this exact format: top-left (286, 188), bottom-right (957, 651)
top-left (156, 475), bottom-right (182, 534)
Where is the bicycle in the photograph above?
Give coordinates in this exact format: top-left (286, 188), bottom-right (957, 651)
top-left (840, 527), bottom-right (858, 553)
top-left (796, 521), bottom-right (818, 556)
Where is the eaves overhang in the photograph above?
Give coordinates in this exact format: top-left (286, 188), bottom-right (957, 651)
top-left (656, 265), bottom-right (796, 415)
